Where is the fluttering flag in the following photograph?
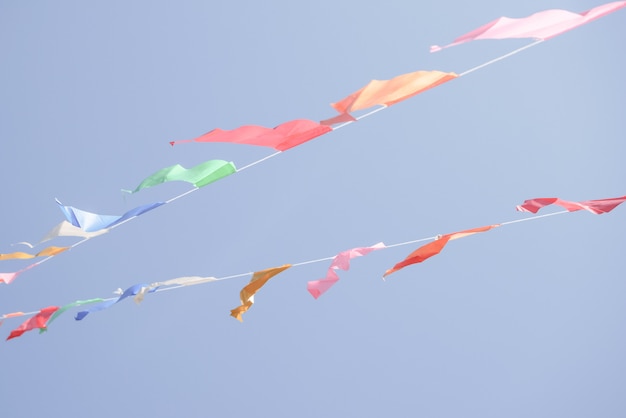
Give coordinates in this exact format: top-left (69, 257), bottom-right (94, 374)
top-left (383, 225), bottom-right (499, 278)
top-left (307, 242), bottom-right (386, 299)
top-left (37, 221), bottom-right (109, 245)
top-left (57, 200), bottom-right (165, 232)
top-left (124, 160), bottom-right (237, 194)
top-left (40, 299), bottom-right (104, 332)
top-left (75, 284), bottom-right (148, 321)
top-left (0, 263), bottom-right (36, 285)
top-left (0, 246), bottom-right (69, 261)
top-left (321, 70), bottom-right (458, 125)
top-left (516, 196), bottom-right (626, 215)
top-left (134, 276), bottom-right (217, 303)
top-left (230, 264), bottom-right (292, 322)
top-left (0, 271), bottom-right (21, 285)
top-left (0, 312), bottom-right (26, 327)
top-left (6, 306), bottom-right (59, 340)
top-left (170, 119), bottom-right (333, 151)
top-left (430, 1), bottom-right (626, 52)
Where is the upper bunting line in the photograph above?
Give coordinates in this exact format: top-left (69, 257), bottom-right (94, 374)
top-left (0, 41), bottom-right (588, 284)
top-left (0, 44), bottom-right (537, 284)
top-left (0, 196), bottom-right (626, 339)
top-left (3, 2), bottom-right (624, 285)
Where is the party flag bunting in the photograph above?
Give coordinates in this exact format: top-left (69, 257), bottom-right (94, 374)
top-left (430, 1), bottom-right (626, 52)
top-left (0, 246), bottom-right (69, 261)
top-left (230, 265), bottom-right (292, 322)
top-left (383, 225), bottom-right (499, 278)
top-left (3, 188), bottom-right (626, 337)
top-left (516, 196), bottom-right (626, 215)
top-left (1, 0), bottom-right (624, 343)
top-left (307, 242), bottom-right (386, 299)
top-left (57, 200), bottom-right (165, 232)
top-left (321, 70), bottom-right (458, 125)
top-left (170, 119), bottom-right (333, 151)
top-left (6, 306), bottom-right (59, 340)
top-left (124, 160), bottom-right (236, 194)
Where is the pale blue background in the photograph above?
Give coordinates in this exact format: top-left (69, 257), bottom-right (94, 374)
top-left (1, 1), bottom-right (624, 417)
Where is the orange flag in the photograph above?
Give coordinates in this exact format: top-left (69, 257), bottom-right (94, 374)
top-left (230, 264), bottom-right (292, 322)
top-left (383, 225), bottom-right (499, 278)
top-left (0, 246), bottom-right (69, 261)
top-left (322, 70), bottom-right (458, 125)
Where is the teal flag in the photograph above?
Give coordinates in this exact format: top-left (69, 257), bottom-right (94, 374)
top-left (126, 160), bottom-right (236, 193)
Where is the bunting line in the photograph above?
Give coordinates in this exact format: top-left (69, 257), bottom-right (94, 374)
top-left (2, 2), bottom-right (621, 285)
top-left (0, 207), bottom-right (587, 328)
top-left (458, 40), bottom-right (544, 77)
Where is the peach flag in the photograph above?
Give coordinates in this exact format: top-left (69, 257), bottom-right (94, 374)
top-left (321, 70), bottom-right (457, 125)
top-left (0, 312), bottom-right (26, 327)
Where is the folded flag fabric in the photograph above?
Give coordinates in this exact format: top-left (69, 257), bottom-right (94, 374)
top-left (516, 196), bottom-right (626, 214)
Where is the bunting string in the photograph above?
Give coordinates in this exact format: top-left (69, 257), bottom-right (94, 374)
top-left (0, 204), bottom-right (606, 335)
top-left (458, 40), bottom-right (544, 77)
top-left (0, 40), bottom-right (552, 283)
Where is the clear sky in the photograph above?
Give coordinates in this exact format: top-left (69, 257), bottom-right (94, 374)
top-left (1, 1), bottom-right (625, 417)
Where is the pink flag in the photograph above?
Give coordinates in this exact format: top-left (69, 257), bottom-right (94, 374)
top-left (0, 271), bottom-right (21, 285)
top-left (6, 306), bottom-right (59, 340)
top-left (431, 1), bottom-right (626, 52)
top-left (307, 242), bottom-right (385, 299)
top-left (516, 196), bottom-right (626, 215)
top-left (170, 119), bottom-right (332, 151)
top-left (0, 263), bottom-right (36, 286)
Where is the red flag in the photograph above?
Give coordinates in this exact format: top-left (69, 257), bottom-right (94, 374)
top-left (6, 306), bottom-right (59, 340)
top-left (170, 119), bottom-right (332, 151)
top-left (383, 225), bottom-right (498, 278)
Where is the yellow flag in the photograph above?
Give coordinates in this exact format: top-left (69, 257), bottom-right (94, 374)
top-left (0, 246), bottom-right (69, 260)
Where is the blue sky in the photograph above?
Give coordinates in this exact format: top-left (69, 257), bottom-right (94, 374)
top-left (1, 1), bottom-right (625, 417)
